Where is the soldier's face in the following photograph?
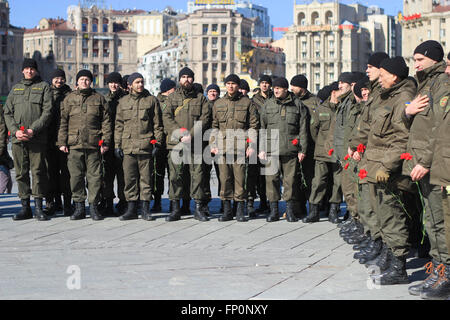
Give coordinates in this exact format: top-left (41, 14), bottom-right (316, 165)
top-left (226, 82), bottom-right (239, 95)
top-left (108, 82), bottom-right (120, 92)
top-left (366, 64), bottom-right (380, 82)
top-left (52, 77), bottom-right (65, 88)
top-left (23, 67), bottom-right (37, 80)
top-left (131, 78), bottom-right (144, 93)
top-left (180, 75), bottom-right (193, 89)
top-left (378, 68), bottom-right (397, 89)
top-left (290, 85), bottom-right (305, 97)
top-left (207, 89), bottom-right (219, 101)
top-left (77, 76), bottom-right (92, 90)
top-left (260, 81), bottom-right (271, 93)
top-left (414, 53), bottom-right (436, 72)
top-left (274, 87), bottom-right (288, 99)
top-left (239, 88), bottom-right (249, 96)
top-left (446, 58), bottom-right (450, 76)
top-left (338, 81), bottom-right (351, 95)
top-left (361, 88), bottom-right (370, 101)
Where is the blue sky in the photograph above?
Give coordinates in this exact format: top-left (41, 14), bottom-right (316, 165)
top-left (9, 0), bottom-right (404, 32)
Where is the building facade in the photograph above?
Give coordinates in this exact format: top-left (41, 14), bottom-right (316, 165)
top-left (400, 0), bottom-right (449, 70)
top-left (285, 1), bottom-right (401, 93)
top-left (138, 36), bottom-right (188, 95)
top-left (23, 4), bottom-right (137, 88)
top-left (177, 8), bottom-right (253, 87)
top-left (187, 0), bottom-right (272, 38)
top-left (0, 0), bottom-right (24, 96)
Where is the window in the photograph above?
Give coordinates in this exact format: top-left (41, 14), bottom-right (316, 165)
top-left (118, 39), bottom-right (122, 47)
top-left (315, 51), bottom-right (320, 58)
top-left (67, 38), bottom-right (73, 45)
top-left (221, 51), bottom-right (226, 60)
top-left (440, 29), bottom-right (446, 38)
top-left (82, 64), bottom-right (89, 70)
top-left (302, 41), bottom-right (307, 51)
top-left (118, 52), bottom-right (123, 60)
top-left (212, 63), bottom-right (218, 71)
top-left (82, 49), bottom-right (88, 58)
top-left (212, 50), bottom-right (218, 59)
top-left (315, 72), bottom-right (320, 82)
top-left (203, 38), bottom-right (208, 47)
top-left (92, 18), bottom-right (98, 33)
top-left (315, 84), bottom-right (320, 92)
top-left (222, 63), bottom-right (227, 72)
top-left (203, 24), bottom-right (208, 35)
top-left (329, 72), bottom-right (334, 81)
top-left (203, 63), bottom-right (209, 72)
top-left (329, 51), bottom-right (334, 58)
top-left (329, 40), bottom-right (334, 48)
top-left (68, 50), bottom-right (72, 58)
top-left (82, 38), bottom-right (88, 48)
top-left (103, 18), bottom-right (109, 32)
top-left (221, 24), bottom-right (227, 34)
top-left (221, 37), bottom-right (227, 47)
top-left (302, 52), bottom-right (307, 59)
top-left (203, 51), bottom-right (208, 60)
top-left (212, 24), bottom-right (218, 34)
top-left (82, 17), bottom-right (88, 32)
top-left (212, 37), bottom-right (218, 49)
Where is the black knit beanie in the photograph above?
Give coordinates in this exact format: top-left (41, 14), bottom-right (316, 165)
top-left (367, 52), bottom-right (390, 68)
top-left (160, 78), bottom-right (176, 93)
top-left (51, 68), bottom-right (66, 80)
top-left (239, 80), bottom-right (250, 92)
top-left (353, 76), bottom-right (370, 99)
top-left (380, 56), bottom-right (409, 80)
top-left (106, 72), bottom-right (122, 84)
top-left (414, 40), bottom-right (444, 62)
top-left (290, 75), bottom-right (308, 89)
top-left (338, 72), bottom-right (354, 84)
top-left (224, 74), bottom-right (241, 85)
top-left (22, 58), bottom-right (38, 70)
top-left (259, 75), bottom-right (272, 86)
top-left (272, 77), bottom-right (289, 89)
top-left (76, 69), bottom-right (93, 83)
top-left (179, 67), bottom-right (195, 80)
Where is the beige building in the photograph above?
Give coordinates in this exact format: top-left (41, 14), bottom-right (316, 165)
top-left (0, 0), bottom-right (24, 96)
top-left (23, 4), bottom-right (137, 88)
top-left (125, 8), bottom-right (186, 59)
top-left (400, 0), bottom-right (449, 71)
top-left (285, 1), bottom-right (401, 93)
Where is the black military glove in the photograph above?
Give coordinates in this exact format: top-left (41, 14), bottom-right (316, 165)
top-left (114, 148), bottom-right (124, 160)
top-left (152, 145), bottom-right (160, 157)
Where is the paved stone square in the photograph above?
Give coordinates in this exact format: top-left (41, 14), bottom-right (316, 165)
top-left (0, 169), bottom-right (428, 300)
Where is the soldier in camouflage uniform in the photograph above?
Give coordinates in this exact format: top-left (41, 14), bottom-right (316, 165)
top-left (4, 58), bottom-right (53, 221)
top-left (57, 70), bottom-right (112, 221)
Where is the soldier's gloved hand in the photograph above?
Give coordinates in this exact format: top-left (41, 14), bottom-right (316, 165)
top-left (376, 170), bottom-right (390, 184)
top-left (152, 145), bottom-right (160, 157)
top-left (114, 148), bottom-right (124, 160)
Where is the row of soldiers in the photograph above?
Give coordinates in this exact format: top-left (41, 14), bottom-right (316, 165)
top-left (1, 39), bottom-right (449, 299)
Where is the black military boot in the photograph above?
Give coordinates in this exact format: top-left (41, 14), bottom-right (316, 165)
top-left (151, 194), bottom-right (162, 213)
top-left (141, 200), bottom-right (155, 221)
top-left (358, 238), bottom-right (383, 264)
top-left (247, 199), bottom-right (256, 219)
top-left (293, 201), bottom-right (307, 219)
top-left (63, 195), bottom-right (73, 217)
top-left (166, 200), bottom-right (181, 222)
top-left (302, 203), bottom-right (320, 223)
top-left (35, 198), bottom-right (50, 221)
top-left (219, 200), bottom-right (224, 213)
top-left (256, 196), bottom-right (269, 214)
top-left (285, 201), bottom-right (298, 222)
top-left (181, 198), bottom-right (191, 216)
top-left (345, 231), bottom-right (370, 245)
top-left (194, 201), bottom-right (209, 222)
top-left (420, 264), bottom-right (450, 300)
top-left (71, 202), bottom-right (86, 220)
top-left (102, 198), bottom-right (115, 217)
top-left (366, 244), bottom-right (392, 274)
top-left (45, 197), bottom-right (56, 216)
top-left (200, 201), bottom-right (210, 217)
top-left (338, 211), bottom-right (350, 226)
top-left (54, 196), bottom-right (63, 212)
top-left (328, 203), bottom-right (340, 224)
top-left (218, 200), bottom-right (233, 222)
top-left (408, 260), bottom-right (441, 296)
top-left (353, 234), bottom-right (371, 250)
top-left (373, 254), bottom-right (409, 285)
top-left (266, 202), bottom-right (280, 222)
top-left (236, 201), bottom-right (248, 222)
top-left (13, 199), bottom-right (33, 221)
top-left (119, 201), bottom-right (138, 221)
top-left (89, 203), bottom-right (104, 221)
top-left (116, 199), bottom-right (127, 215)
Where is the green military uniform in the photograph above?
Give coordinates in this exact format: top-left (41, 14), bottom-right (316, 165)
top-left (46, 84), bottom-right (72, 212)
top-left (363, 77), bottom-right (417, 259)
top-left (162, 86), bottom-right (211, 202)
top-left (0, 106), bottom-right (13, 193)
top-left (308, 97), bottom-right (342, 210)
top-left (115, 89), bottom-right (164, 202)
top-left (3, 76), bottom-right (53, 200)
top-left (349, 80), bottom-right (383, 239)
top-left (402, 61), bottom-right (450, 265)
top-left (259, 92), bottom-right (308, 205)
top-left (429, 83), bottom-right (450, 256)
top-left (102, 88), bottom-right (127, 212)
top-left (210, 91), bottom-right (259, 202)
top-left (57, 88), bottom-right (111, 205)
top-left (249, 90), bottom-right (273, 208)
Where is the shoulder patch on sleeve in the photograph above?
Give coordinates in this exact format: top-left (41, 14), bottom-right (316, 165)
top-left (440, 96), bottom-right (448, 108)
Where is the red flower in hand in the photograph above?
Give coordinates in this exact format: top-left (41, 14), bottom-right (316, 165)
top-left (180, 128), bottom-right (187, 132)
top-left (344, 154), bottom-right (350, 161)
top-left (328, 149), bottom-right (334, 156)
top-left (150, 139), bottom-right (157, 145)
top-left (358, 169), bottom-right (368, 180)
top-left (20, 126), bottom-right (26, 131)
top-left (292, 138), bottom-right (298, 146)
top-left (98, 140), bottom-right (104, 147)
top-left (246, 138), bottom-right (252, 144)
top-left (344, 163), bottom-right (350, 170)
top-left (400, 153), bottom-right (413, 161)
top-left (357, 144), bottom-right (366, 153)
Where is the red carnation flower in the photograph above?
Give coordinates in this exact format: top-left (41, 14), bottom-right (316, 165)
top-left (20, 126), bottom-right (26, 131)
top-left (357, 144), bottom-right (366, 153)
top-left (150, 139), bottom-right (157, 145)
top-left (400, 153), bottom-right (413, 161)
top-left (358, 169), bottom-right (368, 180)
top-left (292, 138), bottom-right (298, 146)
top-left (246, 138), bottom-right (252, 144)
top-left (180, 127), bottom-right (187, 132)
top-left (344, 163), bottom-right (350, 170)
top-left (344, 154), bottom-right (350, 161)
top-left (98, 140), bottom-right (104, 147)
top-left (328, 149), bottom-right (334, 156)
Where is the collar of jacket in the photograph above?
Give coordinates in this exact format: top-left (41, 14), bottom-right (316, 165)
top-left (338, 89), bottom-right (352, 104)
top-left (108, 88), bottom-right (125, 100)
top-left (21, 76), bottom-right (42, 86)
top-left (256, 90), bottom-right (273, 100)
top-left (416, 60), bottom-right (446, 84)
top-left (76, 88), bottom-right (93, 97)
top-left (274, 92), bottom-right (294, 105)
top-left (179, 86), bottom-right (197, 99)
top-left (225, 91), bottom-right (243, 101)
top-left (369, 78), bottom-right (380, 92)
top-left (380, 77), bottom-right (416, 98)
top-left (130, 89), bottom-right (150, 100)
top-left (299, 90), bottom-right (312, 100)
top-left (52, 84), bottom-right (71, 94)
